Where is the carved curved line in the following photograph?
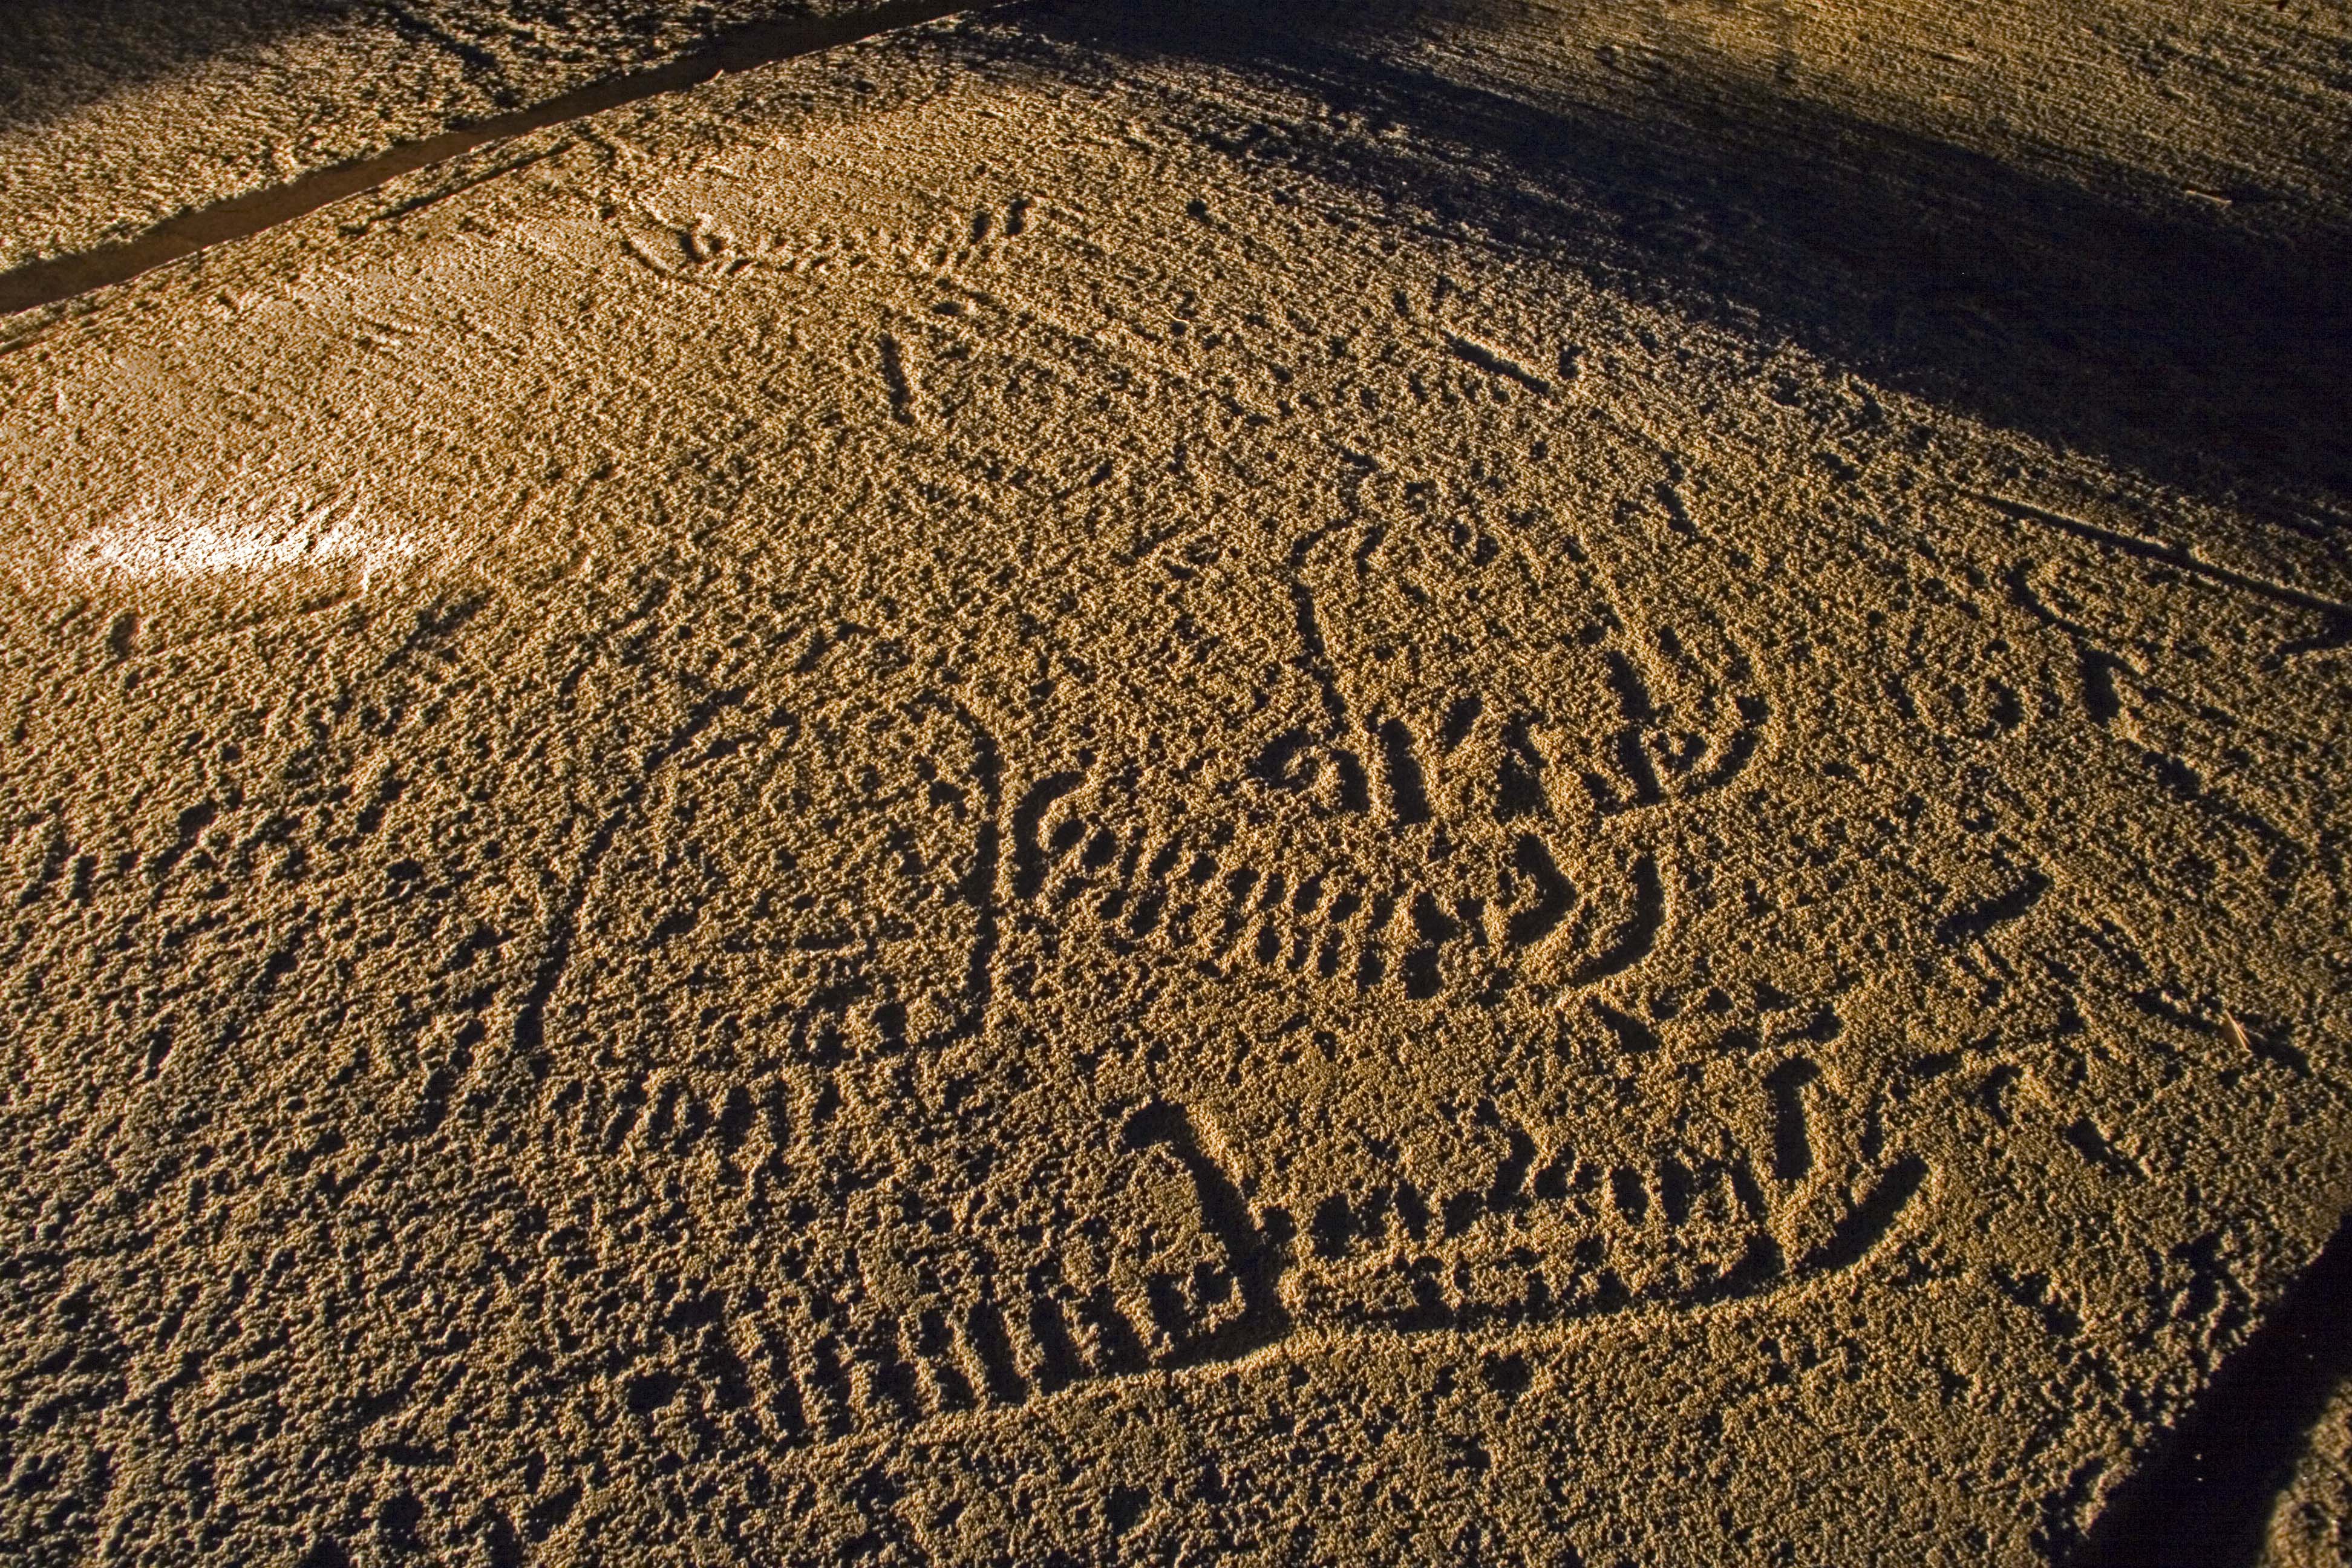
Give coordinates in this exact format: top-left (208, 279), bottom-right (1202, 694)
top-left (1797, 1156), bottom-right (1930, 1275)
top-left (1691, 692), bottom-right (1769, 794)
top-left (1122, 1100), bottom-right (1294, 1366)
top-left (1007, 769), bottom-right (1085, 901)
top-left (1503, 832), bottom-right (1576, 947)
top-left (910, 693), bottom-right (1004, 1052)
top-left (1309, 1152), bottom-right (1932, 1341)
top-left (774, 1156), bottom-right (1932, 1457)
top-left (1562, 852), bottom-right (1664, 987)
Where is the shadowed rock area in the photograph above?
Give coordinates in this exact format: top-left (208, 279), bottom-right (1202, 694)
top-left (1, 1), bottom-right (2347, 1563)
top-left (0, 0), bottom-right (916, 273)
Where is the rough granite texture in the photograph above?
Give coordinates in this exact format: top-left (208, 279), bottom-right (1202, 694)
top-left (0, 0), bottom-right (900, 273)
top-left (2267, 1377), bottom-right (2352, 1567)
top-left (1, 1), bottom-right (2348, 1563)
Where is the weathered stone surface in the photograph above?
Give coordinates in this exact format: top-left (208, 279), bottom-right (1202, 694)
top-left (2, 2), bottom-right (2346, 1561)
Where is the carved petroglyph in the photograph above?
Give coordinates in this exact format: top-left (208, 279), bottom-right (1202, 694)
top-left (578, 1085), bottom-right (1928, 1454)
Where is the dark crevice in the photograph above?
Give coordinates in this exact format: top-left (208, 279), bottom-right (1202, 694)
top-left (1375, 717), bottom-right (1431, 826)
top-left (1763, 1056), bottom-right (1818, 1183)
top-left (0, 0), bottom-right (992, 320)
top-left (2071, 1203), bottom-right (2352, 1568)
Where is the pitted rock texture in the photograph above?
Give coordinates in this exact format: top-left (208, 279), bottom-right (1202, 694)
top-left (1, 1), bottom-right (2348, 1563)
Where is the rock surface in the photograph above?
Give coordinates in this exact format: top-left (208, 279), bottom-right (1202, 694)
top-left (0, 0), bottom-right (907, 273)
top-left (2268, 1376), bottom-right (2352, 1568)
top-left (1, 1), bottom-right (2347, 1563)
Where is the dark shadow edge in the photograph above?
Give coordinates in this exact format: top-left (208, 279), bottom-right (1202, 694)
top-left (0, 0), bottom-right (995, 319)
top-left (2070, 1201), bottom-right (2352, 1568)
